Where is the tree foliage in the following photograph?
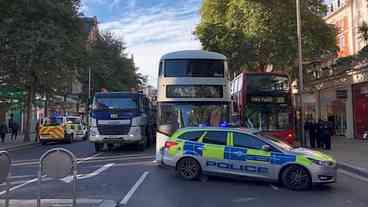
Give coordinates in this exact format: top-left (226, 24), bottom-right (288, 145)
top-left (79, 33), bottom-right (145, 101)
top-left (0, 0), bottom-right (86, 141)
top-left (359, 21), bottom-right (368, 44)
top-left (196, 0), bottom-right (337, 75)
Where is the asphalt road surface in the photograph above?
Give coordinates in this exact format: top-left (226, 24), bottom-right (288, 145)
top-left (1, 140), bottom-right (368, 207)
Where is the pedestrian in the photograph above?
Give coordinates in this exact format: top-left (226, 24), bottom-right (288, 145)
top-left (304, 120), bottom-right (311, 147)
top-left (309, 120), bottom-right (317, 148)
top-left (35, 119), bottom-right (40, 143)
top-left (316, 119), bottom-right (324, 148)
top-left (0, 121), bottom-right (7, 143)
top-left (10, 121), bottom-right (19, 141)
top-left (324, 120), bottom-right (332, 150)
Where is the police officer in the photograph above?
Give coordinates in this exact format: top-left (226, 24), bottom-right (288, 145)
top-left (316, 119), bottom-right (323, 148)
top-left (309, 120), bottom-right (317, 148)
top-left (324, 120), bottom-right (332, 150)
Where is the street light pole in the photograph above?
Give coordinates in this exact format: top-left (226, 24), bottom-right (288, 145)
top-left (296, 0), bottom-right (305, 147)
top-left (88, 66), bottom-right (91, 102)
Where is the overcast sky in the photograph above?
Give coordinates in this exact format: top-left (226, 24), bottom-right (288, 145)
top-left (81, 0), bottom-right (202, 86)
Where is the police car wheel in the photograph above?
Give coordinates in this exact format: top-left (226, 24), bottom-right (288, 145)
top-left (281, 165), bottom-right (311, 190)
top-left (176, 157), bottom-right (201, 180)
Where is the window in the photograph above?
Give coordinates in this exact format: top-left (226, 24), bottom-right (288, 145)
top-left (202, 131), bottom-right (227, 145)
top-left (166, 85), bottom-right (223, 98)
top-left (233, 133), bottom-right (265, 149)
top-left (177, 131), bottom-right (204, 141)
top-left (164, 59), bottom-right (225, 77)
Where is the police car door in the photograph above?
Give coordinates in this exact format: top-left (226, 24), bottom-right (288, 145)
top-left (231, 132), bottom-right (274, 179)
top-left (201, 131), bottom-right (230, 174)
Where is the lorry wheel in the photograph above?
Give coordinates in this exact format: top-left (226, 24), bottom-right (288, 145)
top-left (281, 165), bottom-right (311, 191)
top-left (95, 143), bottom-right (103, 152)
top-left (107, 144), bottom-right (114, 151)
top-left (138, 138), bottom-right (147, 151)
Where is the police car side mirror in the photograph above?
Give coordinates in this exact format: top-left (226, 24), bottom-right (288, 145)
top-left (261, 145), bottom-right (272, 152)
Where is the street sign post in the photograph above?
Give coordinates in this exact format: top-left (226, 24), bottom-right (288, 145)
top-left (0, 151), bottom-right (11, 207)
top-left (38, 148), bottom-right (78, 207)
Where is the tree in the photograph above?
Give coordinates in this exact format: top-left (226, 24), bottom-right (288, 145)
top-left (196, 0), bottom-right (337, 76)
top-left (358, 21), bottom-right (368, 45)
top-left (78, 33), bottom-right (143, 102)
top-left (0, 0), bottom-right (86, 141)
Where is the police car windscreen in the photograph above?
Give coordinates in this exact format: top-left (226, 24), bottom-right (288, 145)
top-left (93, 97), bottom-right (137, 110)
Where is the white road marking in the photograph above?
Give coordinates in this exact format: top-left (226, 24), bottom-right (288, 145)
top-left (0, 178), bottom-right (38, 196)
top-left (339, 169), bottom-right (368, 183)
top-left (270, 184), bottom-right (279, 191)
top-left (1, 153), bottom-right (105, 194)
top-left (77, 152), bottom-right (104, 164)
top-left (232, 197), bottom-right (256, 203)
top-left (119, 171), bottom-right (149, 205)
top-left (0, 199), bottom-right (116, 207)
top-left (8, 175), bottom-right (34, 179)
top-left (11, 152), bottom-right (105, 167)
top-left (61, 163), bottom-right (115, 183)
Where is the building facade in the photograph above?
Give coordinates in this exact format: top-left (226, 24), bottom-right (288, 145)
top-left (325, 0), bottom-right (368, 57)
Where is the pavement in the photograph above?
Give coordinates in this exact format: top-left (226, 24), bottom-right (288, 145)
top-left (321, 136), bottom-right (368, 178)
top-left (0, 133), bottom-right (37, 151)
top-left (0, 140), bottom-right (367, 207)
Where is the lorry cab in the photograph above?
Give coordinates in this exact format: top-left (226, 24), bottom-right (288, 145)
top-left (89, 92), bottom-right (154, 152)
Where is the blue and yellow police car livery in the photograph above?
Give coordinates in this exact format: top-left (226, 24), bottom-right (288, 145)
top-left (161, 127), bottom-right (337, 190)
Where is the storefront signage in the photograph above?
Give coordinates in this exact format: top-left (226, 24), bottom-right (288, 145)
top-left (336, 89), bottom-right (347, 99)
top-left (249, 96), bottom-right (287, 104)
top-left (353, 70), bottom-right (368, 84)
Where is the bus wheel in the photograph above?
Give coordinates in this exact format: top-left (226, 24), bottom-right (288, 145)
top-left (95, 143), bottom-right (103, 152)
top-left (176, 157), bottom-right (201, 180)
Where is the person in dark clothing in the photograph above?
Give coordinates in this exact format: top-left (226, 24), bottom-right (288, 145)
top-left (309, 121), bottom-right (317, 148)
top-left (324, 120), bottom-right (332, 150)
top-left (10, 122), bottom-right (19, 141)
top-left (316, 119), bottom-right (324, 148)
top-left (0, 122), bottom-right (7, 143)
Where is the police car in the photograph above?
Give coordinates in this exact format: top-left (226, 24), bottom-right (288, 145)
top-left (161, 127), bottom-right (337, 190)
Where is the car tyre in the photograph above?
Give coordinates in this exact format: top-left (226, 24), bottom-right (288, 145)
top-left (41, 140), bottom-right (47, 145)
top-left (176, 157), bottom-right (201, 180)
top-left (281, 165), bottom-right (311, 191)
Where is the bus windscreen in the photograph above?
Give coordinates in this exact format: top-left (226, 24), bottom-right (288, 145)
top-left (164, 59), bottom-right (224, 77)
top-left (246, 74), bottom-right (289, 93)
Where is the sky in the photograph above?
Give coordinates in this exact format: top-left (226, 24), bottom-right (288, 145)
top-left (81, 0), bottom-right (203, 86)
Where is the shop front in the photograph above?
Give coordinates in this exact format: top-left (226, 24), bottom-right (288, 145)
top-left (352, 81), bottom-right (368, 139)
top-left (319, 88), bottom-right (348, 136)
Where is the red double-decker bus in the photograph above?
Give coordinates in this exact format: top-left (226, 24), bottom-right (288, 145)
top-left (231, 72), bottom-right (295, 144)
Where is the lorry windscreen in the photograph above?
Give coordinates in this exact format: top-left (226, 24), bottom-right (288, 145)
top-left (93, 97), bottom-right (138, 111)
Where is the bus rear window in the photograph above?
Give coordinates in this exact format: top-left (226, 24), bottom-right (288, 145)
top-left (164, 59), bottom-right (224, 77)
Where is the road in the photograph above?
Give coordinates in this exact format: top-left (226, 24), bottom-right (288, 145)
top-left (1, 140), bottom-right (368, 207)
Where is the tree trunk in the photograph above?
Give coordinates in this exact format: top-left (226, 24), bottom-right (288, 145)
top-left (23, 85), bottom-right (34, 142)
top-left (44, 91), bottom-right (49, 117)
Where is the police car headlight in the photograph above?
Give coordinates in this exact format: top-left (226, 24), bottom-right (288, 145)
top-left (307, 158), bottom-right (335, 167)
top-left (90, 127), bottom-right (99, 136)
